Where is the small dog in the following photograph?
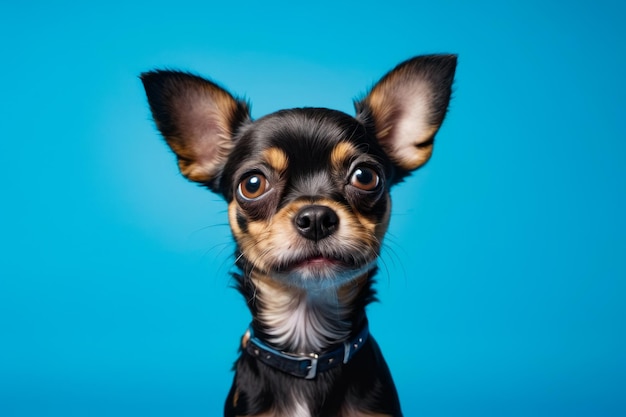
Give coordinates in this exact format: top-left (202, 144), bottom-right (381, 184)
top-left (141, 54), bottom-right (456, 417)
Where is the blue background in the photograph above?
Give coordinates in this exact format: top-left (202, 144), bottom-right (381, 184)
top-left (1, 1), bottom-right (624, 416)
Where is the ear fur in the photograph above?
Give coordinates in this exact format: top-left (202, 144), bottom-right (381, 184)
top-left (140, 70), bottom-right (250, 188)
top-left (355, 54), bottom-right (457, 172)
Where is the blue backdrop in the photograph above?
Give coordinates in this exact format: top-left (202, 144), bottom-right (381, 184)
top-left (1, 1), bottom-right (624, 416)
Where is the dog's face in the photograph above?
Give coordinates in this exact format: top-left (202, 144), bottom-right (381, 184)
top-left (141, 55), bottom-right (456, 291)
top-left (222, 109), bottom-right (394, 290)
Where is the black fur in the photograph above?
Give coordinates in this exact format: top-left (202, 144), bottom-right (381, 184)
top-left (220, 111), bottom-right (400, 415)
top-left (228, 269), bottom-right (387, 416)
top-left (221, 109), bottom-right (393, 215)
top-left (141, 54), bottom-right (457, 417)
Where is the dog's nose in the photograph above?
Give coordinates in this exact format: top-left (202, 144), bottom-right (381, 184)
top-left (294, 205), bottom-right (339, 241)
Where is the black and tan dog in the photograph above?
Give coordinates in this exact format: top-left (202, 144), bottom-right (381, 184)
top-left (141, 54), bottom-right (456, 417)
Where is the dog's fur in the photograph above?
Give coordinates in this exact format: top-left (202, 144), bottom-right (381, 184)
top-left (141, 54), bottom-right (456, 417)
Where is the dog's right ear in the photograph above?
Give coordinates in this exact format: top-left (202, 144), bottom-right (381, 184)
top-left (141, 70), bottom-right (250, 189)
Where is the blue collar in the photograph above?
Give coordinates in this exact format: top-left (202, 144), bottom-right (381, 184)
top-left (243, 322), bottom-right (370, 379)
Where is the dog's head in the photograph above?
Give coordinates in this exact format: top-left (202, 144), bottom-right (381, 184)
top-left (141, 55), bottom-right (456, 291)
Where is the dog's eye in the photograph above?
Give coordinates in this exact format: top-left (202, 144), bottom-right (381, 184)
top-left (238, 174), bottom-right (269, 200)
top-left (350, 166), bottom-right (380, 191)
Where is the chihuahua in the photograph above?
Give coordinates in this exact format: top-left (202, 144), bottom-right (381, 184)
top-left (141, 54), bottom-right (456, 417)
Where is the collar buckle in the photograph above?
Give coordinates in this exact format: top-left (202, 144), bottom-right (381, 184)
top-left (304, 354), bottom-right (319, 379)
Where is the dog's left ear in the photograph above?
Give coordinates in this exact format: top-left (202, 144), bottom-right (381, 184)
top-left (356, 54), bottom-right (457, 173)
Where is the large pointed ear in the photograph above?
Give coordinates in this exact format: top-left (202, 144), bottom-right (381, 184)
top-left (355, 54), bottom-right (456, 173)
top-left (140, 70), bottom-right (250, 188)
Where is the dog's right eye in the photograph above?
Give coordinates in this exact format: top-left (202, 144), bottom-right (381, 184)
top-left (238, 174), bottom-right (269, 200)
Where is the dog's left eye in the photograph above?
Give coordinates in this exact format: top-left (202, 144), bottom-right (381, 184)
top-left (238, 174), bottom-right (269, 200)
top-left (350, 166), bottom-right (380, 191)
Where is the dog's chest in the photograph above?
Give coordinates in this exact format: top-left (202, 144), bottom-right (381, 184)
top-left (253, 278), bottom-right (358, 352)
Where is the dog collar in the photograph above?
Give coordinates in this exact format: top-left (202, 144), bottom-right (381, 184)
top-left (243, 322), bottom-right (369, 379)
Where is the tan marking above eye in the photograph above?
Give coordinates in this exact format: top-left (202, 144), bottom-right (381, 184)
top-left (330, 141), bottom-right (358, 171)
top-left (238, 173), bottom-right (269, 200)
top-left (349, 166), bottom-right (380, 191)
top-left (262, 147), bottom-right (289, 174)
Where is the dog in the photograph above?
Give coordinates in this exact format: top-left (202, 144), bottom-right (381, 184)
top-left (141, 54), bottom-right (456, 417)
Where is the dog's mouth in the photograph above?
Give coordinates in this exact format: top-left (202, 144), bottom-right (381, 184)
top-left (270, 248), bottom-right (376, 289)
top-left (276, 252), bottom-right (347, 272)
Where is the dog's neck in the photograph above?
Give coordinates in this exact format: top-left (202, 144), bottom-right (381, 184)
top-left (236, 270), bottom-right (375, 353)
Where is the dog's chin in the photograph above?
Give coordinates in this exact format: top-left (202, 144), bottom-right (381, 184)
top-left (270, 257), bottom-right (376, 291)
